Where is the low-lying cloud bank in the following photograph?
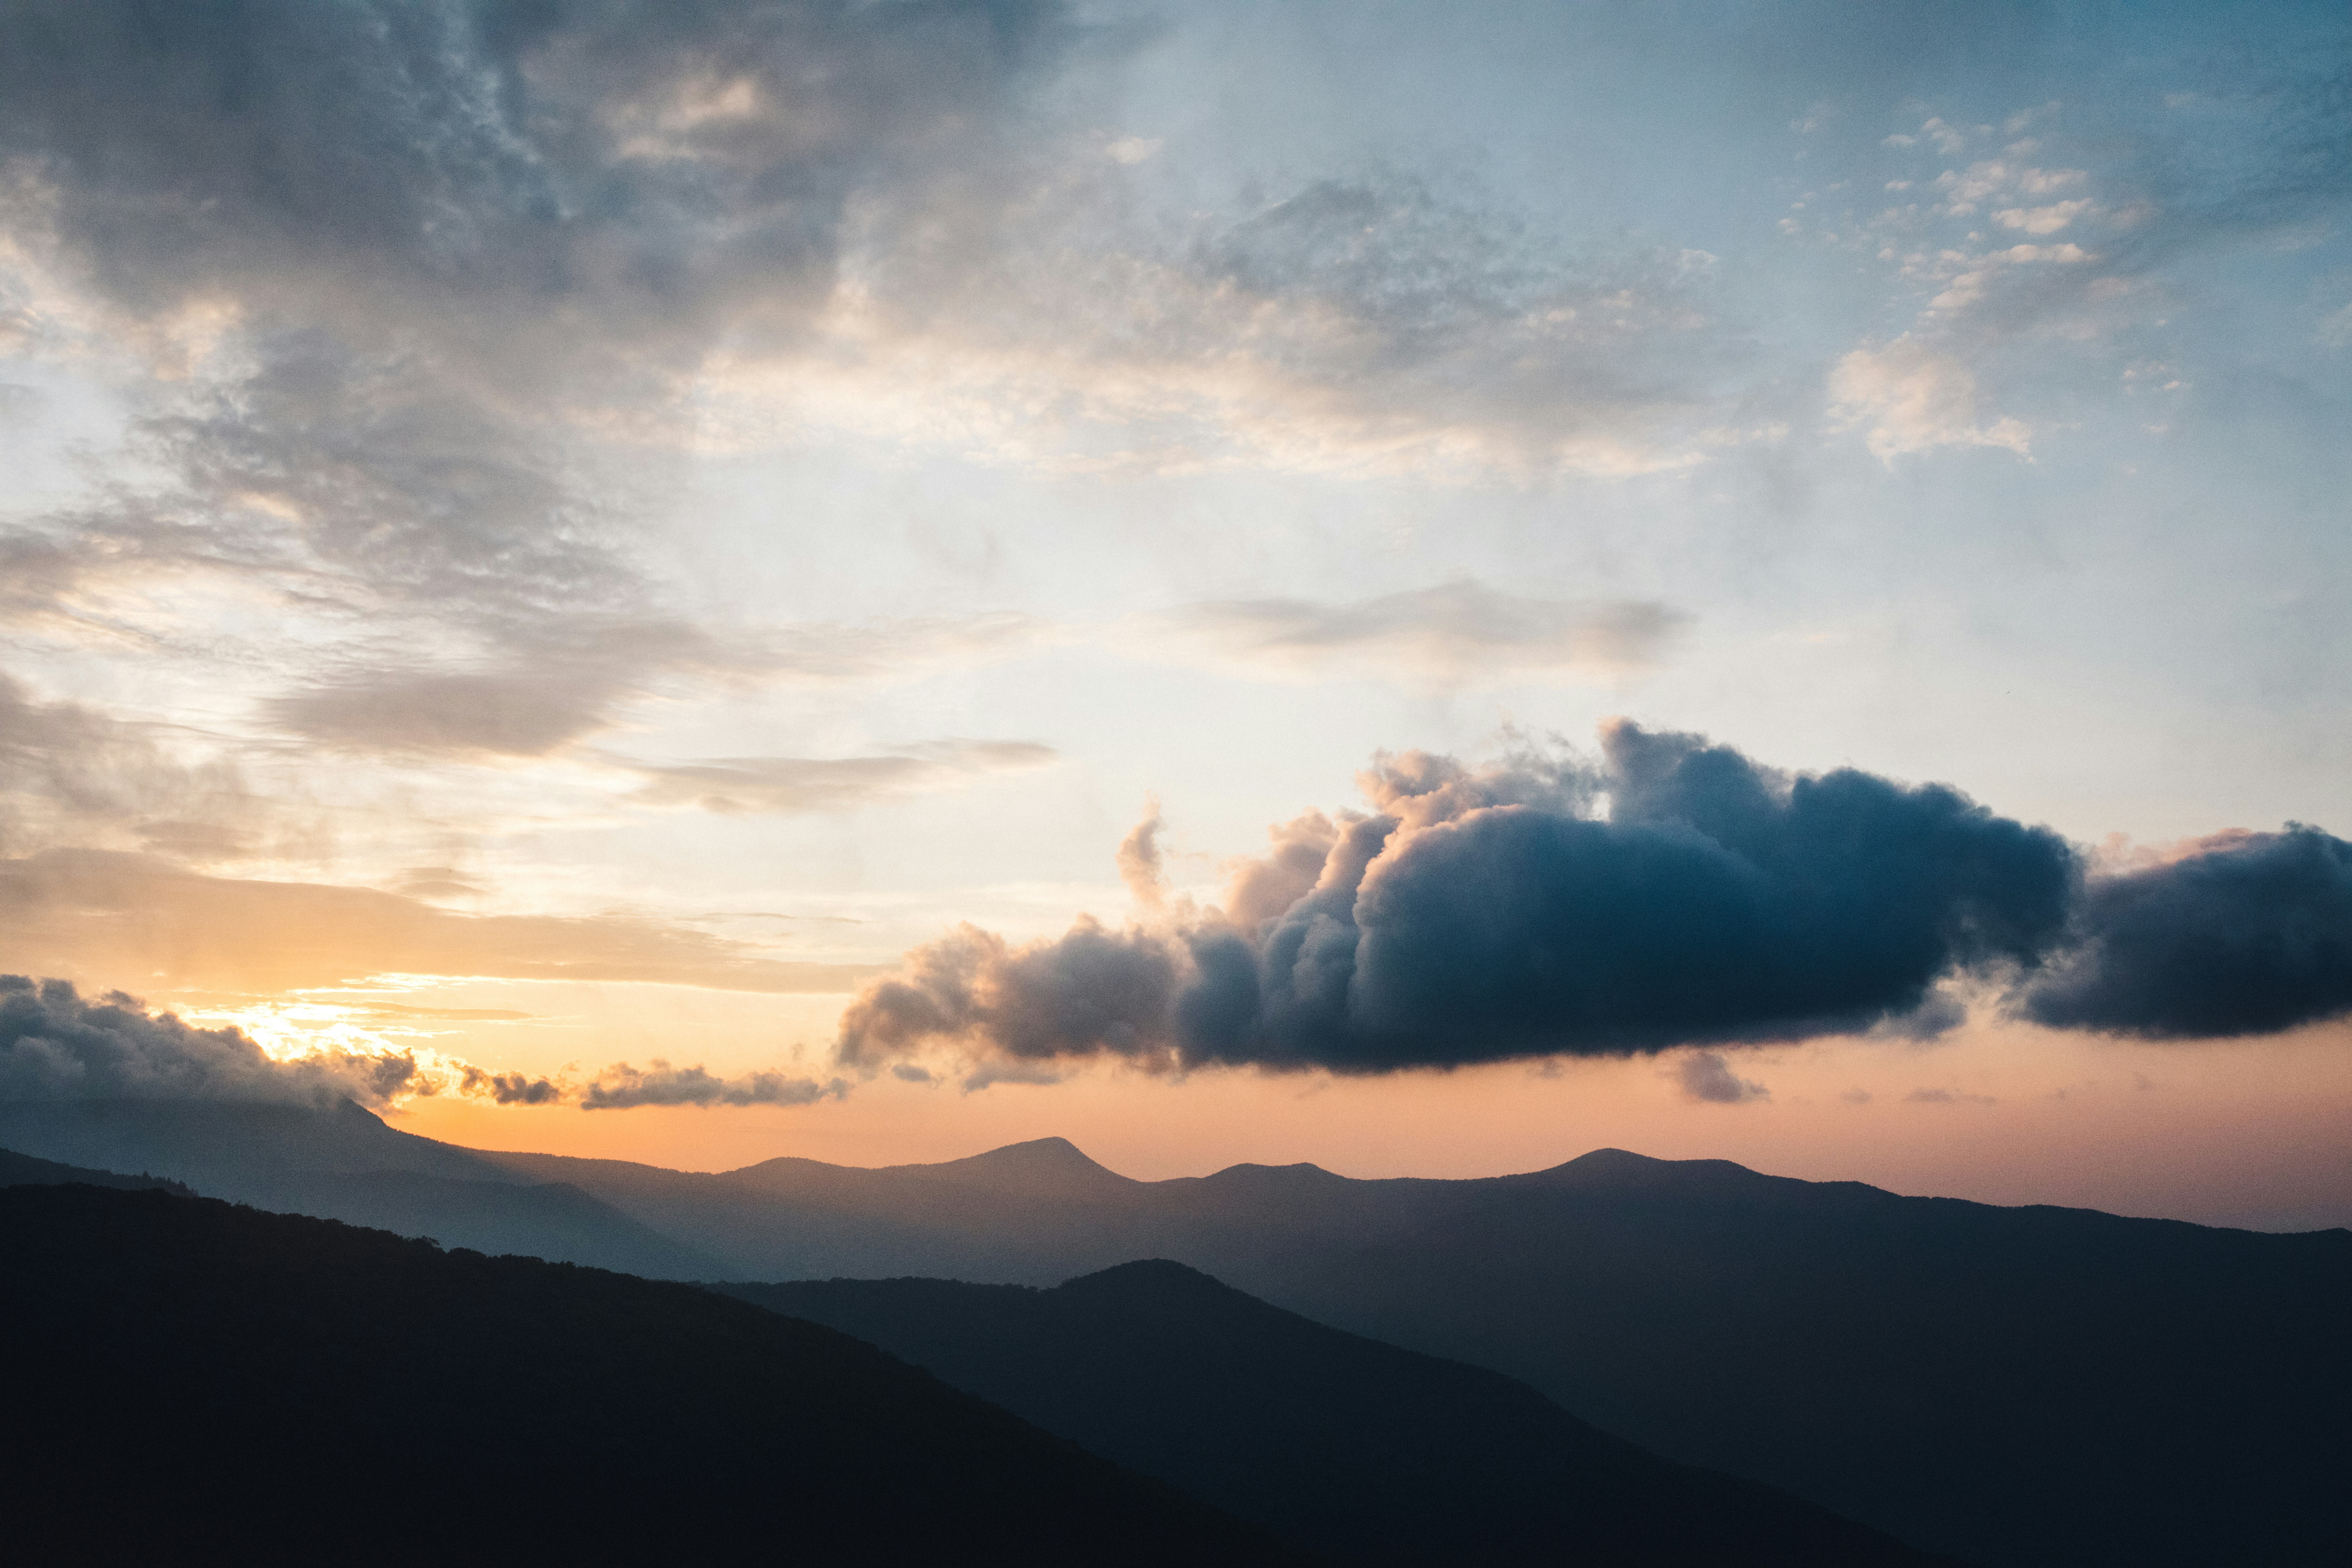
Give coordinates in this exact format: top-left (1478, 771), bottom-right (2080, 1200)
top-left (578, 1060), bottom-right (847, 1111)
top-left (0, 975), bottom-right (818, 1114)
top-left (2, 976), bottom-right (429, 1108)
top-left (837, 722), bottom-right (2352, 1078)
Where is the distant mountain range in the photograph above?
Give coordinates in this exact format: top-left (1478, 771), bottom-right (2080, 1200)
top-left (4, 1098), bottom-right (2344, 1566)
top-left (0, 1182), bottom-right (1310, 1566)
top-left (0, 1099), bottom-right (719, 1277)
top-left (718, 1262), bottom-right (1959, 1568)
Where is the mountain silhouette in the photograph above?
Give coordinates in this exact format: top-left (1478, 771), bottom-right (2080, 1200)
top-left (0, 1142), bottom-right (194, 1195)
top-left (485, 1137), bottom-right (2351, 1567)
top-left (718, 1260), bottom-right (1963, 1568)
top-left (0, 1182), bottom-right (1315, 1567)
top-left (0, 1100), bottom-right (720, 1276)
top-left (9, 1094), bottom-right (2342, 1566)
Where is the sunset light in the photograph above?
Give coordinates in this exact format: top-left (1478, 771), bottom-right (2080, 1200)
top-left (3, 4), bottom-right (2346, 1563)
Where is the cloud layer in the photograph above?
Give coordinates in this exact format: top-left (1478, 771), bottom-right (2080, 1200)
top-left (838, 723), bottom-right (2352, 1080)
top-left (0, 973), bottom-right (834, 1115)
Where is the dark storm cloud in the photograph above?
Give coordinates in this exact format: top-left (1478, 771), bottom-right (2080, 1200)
top-left (836, 721), bottom-right (2082, 1074)
top-left (2021, 827), bottom-right (2352, 1038)
top-left (578, 1059), bottom-right (846, 1109)
top-left (0, 974), bottom-right (420, 1106)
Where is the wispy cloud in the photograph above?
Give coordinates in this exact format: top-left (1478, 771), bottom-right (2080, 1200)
top-left (626, 741), bottom-right (1058, 815)
top-left (1133, 580), bottom-right (1688, 686)
top-left (0, 849), bottom-right (881, 995)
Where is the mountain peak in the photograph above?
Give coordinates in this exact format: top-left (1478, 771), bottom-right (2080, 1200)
top-left (1518, 1147), bottom-right (1775, 1191)
top-left (902, 1136), bottom-right (1134, 1192)
top-left (1060, 1257), bottom-right (1226, 1293)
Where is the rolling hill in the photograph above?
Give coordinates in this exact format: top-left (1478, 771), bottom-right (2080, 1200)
top-left (718, 1260), bottom-right (1963, 1568)
top-left (0, 1182), bottom-right (1315, 1567)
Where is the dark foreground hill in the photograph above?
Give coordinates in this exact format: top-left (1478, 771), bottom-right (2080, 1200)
top-left (0, 1184), bottom-right (1313, 1568)
top-left (718, 1261), bottom-right (1962, 1568)
top-left (495, 1137), bottom-right (2352, 1568)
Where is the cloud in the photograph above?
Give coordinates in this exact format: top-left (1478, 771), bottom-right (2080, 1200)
top-left (1828, 338), bottom-right (2032, 460)
top-left (459, 1068), bottom-right (562, 1107)
top-left (628, 741), bottom-right (1057, 815)
top-left (0, 672), bottom-right (267, 860)
top-left (271, 664), bottom-right (640, 760)
top-left (841, 724), bottom-right (2352, 1081)
top-left (836, 721), bottom-right (2081, 1074)
top-left (726, 167), bottom-right (1761, 480)
top-left (1674, 1049), bottom-right (1769, 1104)
top-left (0, 849), bottom-right (881, 995)
top-left (0, 974), bottom-right (830, 1115)
top-left (1135, 580), bottom-right (1688, 686)
top-left (1994, 199), bottom-right (2094, 235)
top-left (0, 3), bottom-right (1074, 778)
top-left (0, 974), bottom-right (422, 1108)
top-left (271, 615), bottom-right (1053, 761)
top-left (0, 4), bottom-right (1765, 493)
top-left (1843, 69), bottom-right (2351, 463)
top-left (578, 1060), bottom-right (846, 1110)
top-left (0, 0), bottom-right (1068, 373)
top-left (1117, 797), bottom-right (1169, 912)
top-left (2020, 827), bottom-right (2352, 1038)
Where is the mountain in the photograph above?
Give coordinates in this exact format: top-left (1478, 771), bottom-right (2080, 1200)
top-left (0, 1183), bottom-right (1315, 1567)
top-left (0, 1100), bottom-right (721, 1276)
top-left (0, 1097), bottom-right (512, 1186)
top-left (718, 1260), bottom-right (1963, 1568)
top-left (482, 1138), bottom-right (2352, 1568)
top-left (16, 1096), bottom-right (2341, 1566)
top-left (0, 1142), bottom-right (194, 1195)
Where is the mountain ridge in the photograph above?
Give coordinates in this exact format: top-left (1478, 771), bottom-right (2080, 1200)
top-left (5, 1098), bottom-right (2341, 1564)
top-left (716, 1257), bottom-right (1964, 1568)
top-left (1, 1182), bottom-right (1313, 1566)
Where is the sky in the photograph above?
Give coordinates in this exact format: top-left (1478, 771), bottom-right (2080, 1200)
top-left (2, 0), bottom-right (2349, 1230)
